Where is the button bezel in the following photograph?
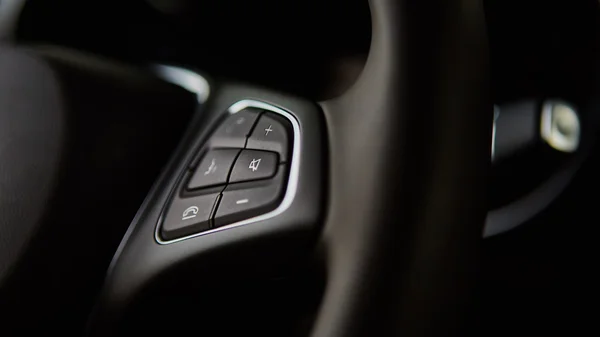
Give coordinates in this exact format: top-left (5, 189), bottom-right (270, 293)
top-left (155, 100), bottom-right (301, 244)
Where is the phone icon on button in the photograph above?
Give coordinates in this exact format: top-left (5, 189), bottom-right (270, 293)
top-left (182, 206), bottom-right (199, 220)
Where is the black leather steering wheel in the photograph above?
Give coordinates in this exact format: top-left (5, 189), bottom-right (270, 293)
top-left (0, 0), bottom-right (490, 336)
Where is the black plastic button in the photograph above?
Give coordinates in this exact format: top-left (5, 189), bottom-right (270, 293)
top-left (161, 193), bottom-right (220, 240)
top-left (210, 108), bottom-right (261, 148)
top-left (213, 171), bottom-right (285, 227)
top-left (188, 149), bottom-right (240, 190)
top-left (246, 112), bottom-right (291, 162)
top-left (230, 150), bottom-right (277, 183)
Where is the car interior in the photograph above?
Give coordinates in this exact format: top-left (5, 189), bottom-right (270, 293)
top-left (0, 0), bottom-right (598, 336)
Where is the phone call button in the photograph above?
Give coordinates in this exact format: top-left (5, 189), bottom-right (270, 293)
top-left (160, 193), bottom-right (220, 241)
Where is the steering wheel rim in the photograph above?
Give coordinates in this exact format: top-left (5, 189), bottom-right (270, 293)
top-left (312, 0), bottom-right (490, 335)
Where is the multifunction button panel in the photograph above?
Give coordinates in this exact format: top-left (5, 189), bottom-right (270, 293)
top-left (159, 103), bottom-right (295, 242)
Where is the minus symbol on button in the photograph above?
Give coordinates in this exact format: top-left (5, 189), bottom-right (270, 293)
top-left (236, 199), bottom-right (249, 205)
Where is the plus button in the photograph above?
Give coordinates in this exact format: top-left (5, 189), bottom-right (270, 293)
top-left (264, 125), bottom-right (273, 136)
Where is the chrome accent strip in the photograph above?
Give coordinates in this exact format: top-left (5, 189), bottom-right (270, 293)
top-left (152, 65), bottom-right (210, 104)
top-left (491, 105), bottom-right (500, 161)
top-left (540, 100), bottom-right (580, 153)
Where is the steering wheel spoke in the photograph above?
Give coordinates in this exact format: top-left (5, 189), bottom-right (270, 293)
top-left (90, 79), bottom-right (326, 335)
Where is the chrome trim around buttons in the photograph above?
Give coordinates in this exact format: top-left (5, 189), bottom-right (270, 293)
top-left (155, 100), bottom-right (301, 244)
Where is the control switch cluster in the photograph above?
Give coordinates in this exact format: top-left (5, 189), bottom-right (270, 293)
top-left (160, 107), bottom-right (293, 241)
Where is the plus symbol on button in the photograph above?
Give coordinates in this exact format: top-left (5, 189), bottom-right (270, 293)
top-left (264, 125), bottom-right (273, 136)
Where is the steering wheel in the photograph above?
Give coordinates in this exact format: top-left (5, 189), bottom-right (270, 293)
top-left (0, 0), bottom-right (490, 336)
